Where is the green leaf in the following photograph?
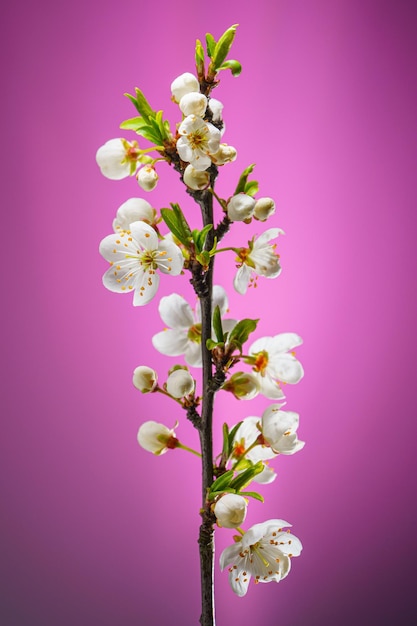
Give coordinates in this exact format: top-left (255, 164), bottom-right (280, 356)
top-left (227, 318), bottom-right (259, 351)
top-left (172, 203), bottom-right (192, 241)
top-left (207, 488), bottom-right (236, 501)
top-left (238, 491), bottom-right (264, 502)
top-left (244, 180), bottom-right (259, 197)
top-left (221, 422), bottom-right (229, 463)
top-left (120, 116), bottom-right (145, 131)
top-left (206, 33), bottom-right (216, 58)
top-left (206, 338), bottom-right (219, 351)
top-left (212, 24), bottom-right (238, 70)
top-left (233, 458), bottom-right (252, 471)
top-left (193, 223), bottom-right (213, 253)
top-left (195, 38), bottom-right (205, 76)
top-left (134, 88), bottom-right (156, 122)
top-left (210, 470), bottom-right (235, 493)
top-left (228, 420), bottom-right (243, 452)
top-left (160, 206), bottom-right (192, 247)
top-left (213, 305), bottom-right (224, 343)
top-left (229, 461), bottom-right (264, 491)
top-left (196, 250), bottom-right (210, 268)
top-left (235, 164), bottom-right (256, 194)
top-left (218, 59), bottom-right (242, 76)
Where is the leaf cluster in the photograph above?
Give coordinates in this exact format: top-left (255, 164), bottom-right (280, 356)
top-left (120, 88), bottom-right (171, 146)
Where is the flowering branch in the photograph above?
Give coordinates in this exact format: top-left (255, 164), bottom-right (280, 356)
top-left (95, 24), bottom-right (305, 626)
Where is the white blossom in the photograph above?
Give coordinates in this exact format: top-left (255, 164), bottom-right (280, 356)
top-left (132, 366), bottom-right (158, 393)
top-left (177, 115), bottom-right (221, 171)
top-left (183, 164), bottom-right (210, 190)
top-left (220, 519), bottom-right (302, 596)
top-left (248, 333), bottom-right (304, 398)
top-left (166, 369), bottom-right (195, 398)
top-left (152, 286), bottom-right (236, 367)
top-left (233, 228), bottom-right (284, 295)
top-left (213, 494), bottom-right (247, 529)
top-left (112, 198), bottom-right (156, 232)
top-left (211, 144), bottom-right (237, 165)
top-left (179, 92), bottom-right (208, 117)
top-left (99, 221), bottom-right (184, 306)
top-left (137, 420), bottom-right (178, 455)
top-left (171, 72), bottom-right (199, 103)
top-left (137, 165), bottom-right (159, 191)
top-left (96, 138), bottom-right (139, 180)
top-left (227, 193), bottom-right (255, 222)
top-left (253, 197), bottom-right (276, 222)
top-left (208, 98), bottom-right (223, 122)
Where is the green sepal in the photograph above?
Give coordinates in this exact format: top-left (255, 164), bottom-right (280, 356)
top-left (205, 33), bottom-right (216, 58)
top-left (210, 469), bottom-right (235, 493)
top-left (235, 164), bottom-right (256, 194)
top-left (229, 461), bottom-right (264, 491)
top-left (227, 318), bottom-right (259, 352)
top-left (211, 24), bottom-right (238, 71)
top-left (238, 491), bottom-right (264, 503)
top-left (218, 59), bottom-right (242, 77)
top-left (244, 180), bottom-right (259, 197)
top-left (212, 305), bottom-right (224, 343)
top-left (160, 204), bottom-right (192, 247)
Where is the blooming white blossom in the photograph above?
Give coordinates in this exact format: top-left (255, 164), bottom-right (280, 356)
top-left (99, 221), bottom-right (184, 306)
top-left (233, 228), bottom-right (284, 295)
top-left (112, 198), bottom-right (157, 232)
top-left (227, 193), bottom-right (256, 222)
top-left (132, 366), bottom-right (158, 393)
top-left (220, 519), bottom-right (302, 596)
top-left (247, 333), bottom-right (304, 399)
top-left (137, 420), bottom-right (178, 455)
top-left (253, 197), bottom-right (276, 222)
top-left (96, 138), bottom-right (139, 180)
top-left (152, 286), bottom-right (236, 367)
top-left (211, 144), bottom-right (237, 166)
top-left (177, 115), bottom-right (221, 171)
top-left (137, 165), bottom-right (159, 191)
top-left (183, 164), bottom-right (210, 190)
top-left (253, 464), bottom-right (277, 484)
top-left (166, 369), bottom-right (195, 398)
top-left (171, 72), bottom-right (199, 103)
top-left (213, 494), bottom-right (247, 529)
top-left (179, 92), bottom-right (208, 117)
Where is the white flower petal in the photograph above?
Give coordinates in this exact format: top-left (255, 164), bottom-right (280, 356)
top-left (257, 374), bottom-right (286, 400)
top-left (234, 264), bottom-right (252, 295)
top-left (271, 332), bottom-right (303, 353)
top-left (158, 294), bottom-right (194, 329)
top-left (152, 330), bottom-right (189, 356)
top-left (255, 228), bottom-right (283, 247)
top-left (184, 342), bottom-right (203, 367)
top-left (157, 240), bottom-right (184, 275)
top-left (270, 354), bottom-right (304, 384)
top-left (133, 270), bottom-right (159, 306)
top-left (112, 198), bottom-right (155, 232)
top-left (219, 543), bottom-right (241, 571)
top-left (229, 569), bottom-right (251, 597)
top-left (130, 221), bottom-right (158, 251)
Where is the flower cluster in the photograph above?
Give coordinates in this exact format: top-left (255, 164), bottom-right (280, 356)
top-left (95, 25), bottom-right (305, 609)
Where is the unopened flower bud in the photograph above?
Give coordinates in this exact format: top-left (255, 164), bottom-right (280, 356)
top-left (132, 366), bottom-right (158, 393)
top-left (137, 165), bottom-right (159, 191)
top-left (179, 92), bottom-right (207, 117)
top-left (208, 98), bottom-right (223, 122)
top-left (112, 197), bottom-right (156, 232)
top-left (137, 420), bottom-right (178, 455)
top-left (253, 197), bottom-right (276, 222)
top-left (171, 72), bottom-right (199, 103)
top-left (96, 138), bottom-right (138, 180)
top-left (222, 372), bottom-right (260, 400)
top-left (211, 144), bottom-right (237, 165)
top-left (183, 164), bottom-right (210, 190)
top-left (213, 494), bottom-right (248, 528)
top-left (166, 369), bottom-right (195, 398)
top-left (227, 194), bottom-right (256, 222)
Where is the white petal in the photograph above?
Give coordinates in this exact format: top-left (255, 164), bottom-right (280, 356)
top-left (255, 228), bottom-right (283, 247)
top-left (257, 374), bottom-right (286, 400)
top-left (113, 198), bottom-right (155, 232)
top-left (152, 330), bottom-right (189, 356)
top-left (233, 264), bottom-right (252, 295)
top-left (133, 270), bottom-right (159, 305)
top-left (157, 240), bottom-right (184, 276)
top-left (262, 406), bottom-right (298, 439)
top-left (249, 336), bottom-right (274, 354)
top-left (253, 465), bottom-right (277, 484)
top-left (130, 221), bottom-right (158, 251)
top-left (176, 136), bottom-right (193, 162)
top-left (229, 568), bottom-right (251, 597)
top-left (184, 342), bottom-right (203, 367)
top-left (99, 233), bottom-right (131, 263)
top-left (102, 264), bottom-right (135, 293)
top-left (269, 354), bottom-right (304, 384)
top-left (219, 543), bottom-right (241, 571)
top-left (158, 294), bottom-right (194, 329)
top-left (271, 332), bottom-right (303, 353)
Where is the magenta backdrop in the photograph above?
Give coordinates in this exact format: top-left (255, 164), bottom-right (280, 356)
top-left (2, 1), bottom-right (417, 624)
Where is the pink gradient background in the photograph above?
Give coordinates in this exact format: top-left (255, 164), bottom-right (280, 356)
top-left (2, 0), bottom-right (416, 624)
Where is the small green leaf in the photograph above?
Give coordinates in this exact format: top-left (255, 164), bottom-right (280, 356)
top-left (205, 33), bottom-right (216, 58)
top-left (207, 488), bottom-right (236, 501)
top-left (210, 469), bottom-right (235, 493)
top-left (233, 458), bottom-right (252, 471)
top-left (172, 203), bottom-right (193, 241)
top-left (160, 207), bottom-right (191, 247)
top-left (196, 250), bottom-right (210, 268)
top-left (134, 88), bottom-right (156, 122)
top-left (195, 38), bottom-right (205, 77)
top-left (221, 422), bottom-right (229, 463)
top-left (193, 223), bottom-right (213, 253)
top-left (235, 164), bottom-right (256, 195)
top-left (228, 421), bottom-right (243, 452)
top-left (244, 180), bottom-right (259, 197)
top-left (218, 59), bottom-right (242, 77)
top-left (227, 318), bottom-right (259, 351)
top-left (213, 305), bottom-right (224, 343)
top-left (229, 461), bottom-right (264, 491)
top-left (212, 24), bottom-right (238, 70)
top-left (206, 338), bottom-right (219, 351)
top-left (238, 491), bottom-right (264, 502)
top-left (120, 116), bottom-right (145, 131)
